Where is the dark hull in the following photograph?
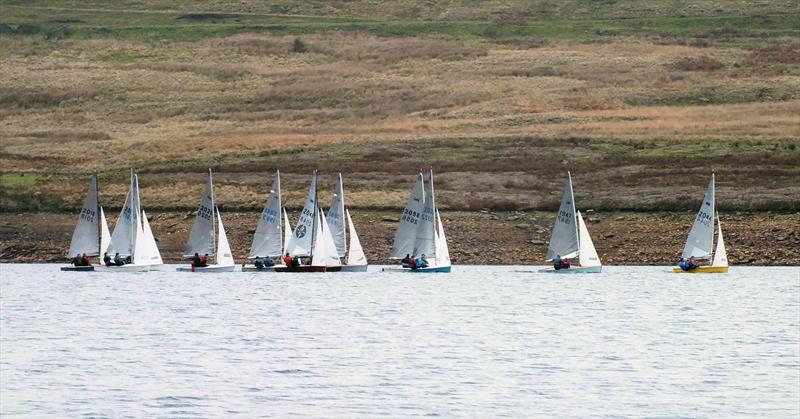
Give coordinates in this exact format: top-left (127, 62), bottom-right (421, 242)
top-left (274, 265), bottom-right (328, 273)
top-left (60, 265), bottom-right (95, 272)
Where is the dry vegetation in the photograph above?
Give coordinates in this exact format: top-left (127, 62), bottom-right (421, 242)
top-left (0, 2), bottom-right (799, 218)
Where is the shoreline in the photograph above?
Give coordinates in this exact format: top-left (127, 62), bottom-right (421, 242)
top-left (2, 210), bottom-right (798, 266)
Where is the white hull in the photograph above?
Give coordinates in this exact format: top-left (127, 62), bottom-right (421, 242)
top-left (176, 265), bottom-right (236, 272)
top-left (96, 264), bottom-right (153, 272)
top-left (340, 264), bottom-right (368, 272)
top-left (241, 264), bottom-right (287, 272)
top-left (538, 266), bottom-right (602, 274)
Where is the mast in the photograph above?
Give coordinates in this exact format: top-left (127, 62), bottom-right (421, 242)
top-left (209, 168), bottom-right (216, 256)
top-left (95, 170), bottom-right (101, 256)
top-left (310, 170), bottom-right (318, 259)
top-left (568, 172), bottom-right (580, 256)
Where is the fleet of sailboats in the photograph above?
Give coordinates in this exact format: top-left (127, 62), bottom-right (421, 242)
top-left (539, 172), bottom-right (602, 273)
top-left (176, 169), bottom-right (235, 272)
top-left (61, 169), bottom-right (733, 274)
top-left (673, 173), bottom-right (729, 273)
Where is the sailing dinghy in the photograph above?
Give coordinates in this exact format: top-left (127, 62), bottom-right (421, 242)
top-left (673, 173), bottom-right (729, 273)
top-left (386, 170), bottom-right (451, 273)
top-left (176, 169), bottom-right (236, 272)
top-left (62, 171), bottom-right (111, 271)
top-left (326, 173), bottom-right (368, 272)
top-left (539, 172), bottom-right (602, 273)
top-left (97, 171), bottom-right (163, 272)
top-left (242, 170), bottom-right (290, 272)
top-left (276, 171), bottom-right (342, 272)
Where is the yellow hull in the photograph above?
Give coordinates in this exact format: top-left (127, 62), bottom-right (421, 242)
top-left (672, 266), bottom-right (729, 273)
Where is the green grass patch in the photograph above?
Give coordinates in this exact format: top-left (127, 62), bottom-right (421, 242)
top-left (0, 173), bottom-right (41, 188)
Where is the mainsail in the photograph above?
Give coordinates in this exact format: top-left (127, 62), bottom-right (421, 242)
top-left (546, 172), bottom-right (579, 261)
top-left (326, 173), bottom-right (347, 258)
top-left (184, 169), bottom-right (216, 257)
top-left (413, 171), bottom-right (437, 258)
top-left (68, 171), bottom-right (101, 257)
top-left (391, 173), bottom-right (424, 258)
top-left (249, 171), bottom-right (283, 258)
top-left (681, 174), bottom-right (715, 260)
top-left (286, 171), bottom-right (318, 257)
top-left (108, 172), bottom-right (141, 257)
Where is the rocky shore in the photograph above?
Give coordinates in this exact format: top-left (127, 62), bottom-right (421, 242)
top-left (1, 211), bottom-right (798, 266)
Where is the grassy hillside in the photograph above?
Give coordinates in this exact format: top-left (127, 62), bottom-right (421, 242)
top-left (1, 1), bottom-right (799, 213)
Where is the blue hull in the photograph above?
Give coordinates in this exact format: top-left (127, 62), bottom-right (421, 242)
top-left (538, 266), bottom-right (602, 274)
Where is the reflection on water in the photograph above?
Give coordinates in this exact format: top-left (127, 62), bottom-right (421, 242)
top-left (1, 265), bottom-right (798, 417)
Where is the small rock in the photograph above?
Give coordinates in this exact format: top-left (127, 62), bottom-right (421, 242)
top-left (381, 216), bottom-right (399, 222)
top-left (515, 223), bottom-right (531, 229)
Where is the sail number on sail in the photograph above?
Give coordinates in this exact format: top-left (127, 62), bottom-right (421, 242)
top-left (198, 204), bottom-right (213, 221)
top-left (79, 208), bottom-right (96, 223)
top-left (402, 208), bottom-right (420, 225)
top-left (421, 206), bottom-right (434, 223)
top-left (261, 207), bottom-right (279, 223)
top-left (557, 209), bottom-right (573, 225)
top-left (696, 204), bottom-right (713, 228)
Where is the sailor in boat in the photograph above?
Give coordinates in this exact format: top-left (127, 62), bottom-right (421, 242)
top-left (253, 256), bottom-right (274, 270)
top-left (418, 254), bottom-right (429, 269)
top-left (113, 252), bottom-right (125, 266)
top-left (103, 252), bottom-right (113, 267)
top-left (408, 255), bottom-right (417, 270)
top-left (71, 253), bottom-right (91, 267)
top-left (199, 254), bottom-right (209, 268)
top-left (283, 253), bottom-right (292, 267)
top-left (192, 252), bottom-right (202, 268)
top-left (401, 254), bottom-right (411, 268)
top-left (687, 256), bottom-right (698, 270)
top-left (553, 254), bottom-right (571, 270)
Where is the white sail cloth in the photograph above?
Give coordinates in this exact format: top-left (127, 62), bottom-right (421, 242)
top-left (68, 172), bottom-right (101, 257)
top-left (681, 174), bottom-right (715, 260)
top-left (249, 171), bottom-right (284, 258)
top-left (184, 170), bottom-right (216, 257)
top-left (286, 172), bottom-right (318, 257)
top-left (391, 173), bottom-right (424, 258)
top-left (546, 172), bottom-right (579, 261)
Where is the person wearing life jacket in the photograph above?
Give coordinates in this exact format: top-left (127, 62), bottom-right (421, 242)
top-left (113, 252), bottom-right (125, 266)
top-left (283, 253), bottom-right (292, 267)
top-left (553, 254), bottom-right (564, 270)
top-left (401, 254), bottom-right (411, 268)
top-left (562, 258), bottom-right (571, 269)
top-left (198, 254), bottom-right (209, 267)
top-left (103, 252), bottom-right (113, 267)
top-left (686, 256), bottom-right (698, 270)
top-left (254, 256), bottom-right (264, 269)
top-left (409, 255), bottom-right (417, 270)
top-left (192, 252), bottom-right (201, 268)
top-left (81, 253), bottom-right (90, 267)
top-left (418, 254), bottom-right (429, 269)
top-left (678, 257), bottom-right (689, 271)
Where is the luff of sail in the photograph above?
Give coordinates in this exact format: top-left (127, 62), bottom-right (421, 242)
top-left (577, 211), bottom-right (601, 267)
top-left (326, 173), bottom-right (347, 258)
top-left (413, 171), bottom-right (436, 258)
top-left (285, 171), bottom-right (318, 257)
top-left (682, 174), bottom-right (715, 260)
top-left (249, 171), bottom-right (283, 258)
top-left (391, 173), bottom-right (425, 258)
top-left (68, 171), bottom-right (101, 257)
top-left (184, 169), bottom-right (216, 257)
top-left (546, 172), bottom-right (579, 261)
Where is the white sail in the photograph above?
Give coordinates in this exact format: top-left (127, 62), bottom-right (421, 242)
top-left (285, 172), bottom-right (318, 257)
top-left (682, 174), bottom-right (715, 260)
top-left (577, 211), bottom-right (601, 267)
top-left (312, 209), bottom-right (342, 267)
top-left (215, 209), bottom-right (235, 266)
top-left (108, 172), bottom-right (140, 258)
top-left (434, 209), bottom-right (451, 267)
top-left (184, 169), bottom-right (216, 257)
top-left (345, 209), bottom-right (367, 266)
top-left (413, 171), bottom-right (437, 258)
top-left (140, 210), bottom-right (163, 265)
top-left (546, 172), bottom-right (579, 261)
top-left (282, 208), bottom-right (292, 256)
top-left (249, 171), bottom-right (283, 258)
top-left (68, 171), bottom-right (101, 257)
top-left (711, 215), bottom-right (728, 267)
top-left (99, 207), bottom-right (111, 256)
top-left (326, 173), bottom-right (347, 258)
top-left (391, 173), bottom-right (425, 258)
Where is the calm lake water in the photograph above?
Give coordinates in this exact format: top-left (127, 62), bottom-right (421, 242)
top-left (1, 265), bottom-right (798, 418)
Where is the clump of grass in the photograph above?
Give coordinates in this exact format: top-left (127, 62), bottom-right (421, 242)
top-left (672, 56), bottom-right (724, 71)
top-left (0, 88), bottom-right (103, 108)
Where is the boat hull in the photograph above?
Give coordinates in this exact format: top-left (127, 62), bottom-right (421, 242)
top-left (672, 266), bottom-right (729, 273)
top-left (95, 264), bottom-right (152, 272)
top-left (274, 265), bottom-right (328, 273)
top-left (176, 265), bottom-right (236, 272)
top-left (382, 265), bottom-right (451, 273)
top-left (340, 264), bottom-right (368, 272)
top-left (241, 265), bottom-right (283, 272)
top-left (60, 265), bottom-right (95, 272)
top-left (538, 266), bottom-right (602, 274)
